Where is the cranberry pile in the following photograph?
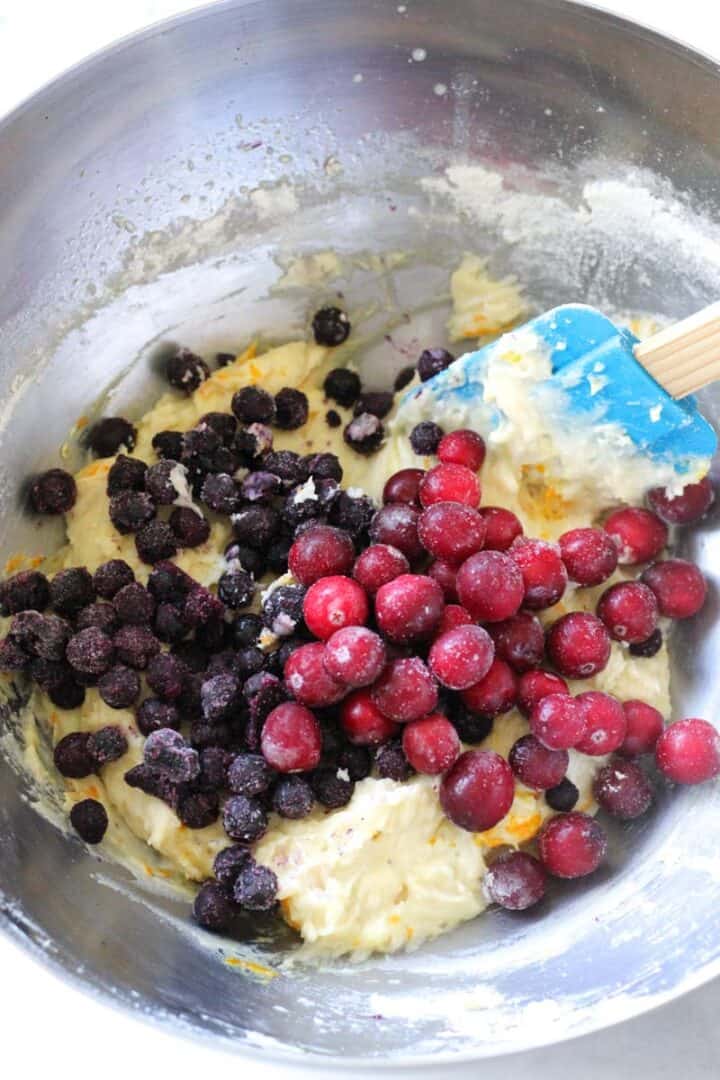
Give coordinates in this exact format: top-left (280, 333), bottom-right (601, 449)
top-left (2, 319), bottom-right (718, 934)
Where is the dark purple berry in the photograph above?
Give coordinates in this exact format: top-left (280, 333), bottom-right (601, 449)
top-left (9, 610), bottom-right (71, 661)
top-left (109, 490), bottom-right (156, 535)
top-left (50, 567), bottom-right (95, 616)
top-left (545, 777), bottom-right (579, 812)
top-left (215, 352), bottom-right (236, 368)
top-left (344, 413), bottom-right (384, 455)
top-left (262, 584), bottom-right (305, 638)
top-left (196, 746), bottom-right (230, 791)
top-left (113, 582), bottom-right (155, 626)
top-left (172, 641), bottom-right (208, 674)
top-left (410, 420), bottom-right (444, 455)
top-left (232, 505), bottom-right (280, 549)
top-left (217, 568), bottom-right (254, 610)
top-left (98, 665), bottom-right (141, 709)
top-left (48, 677), bottom-right (85, 710)
top-left (394, 365), bottom-right (415, 392)
top-left (136, 697), bottom-right (180, 736)
top-left (166, 347), bottom-right (210, 393)
top-left (233, 860), bottom-right (278, 910)
top-left (201, 473), bottom-right (241, 514)
top-left (201, 673), bottom-right (240, 722)
top-left (223, 794), bottom-right (268, 843)
top-left (66, 627), bottom-right (115, 676)
top-left (76, 602), bottom-right (119, 635)
top-left (224, 541), bottom-right (266, 578)
top-left (177, 789), bottom-right (220, 828)
top-left (353, 391), bottom-right (393, 419)
top-left (87, 417), bottom-right (137, 456)
top-left (183, 587), bottom-right (224, 627)
top-left (0, 637), bottom-right (30, 670)
top-left (448, 703), bottom-right (494, 745)
top-left (70, 799), bottom-right (108, 844)
top-left (107, 455), bottom-right (147, 495)
top-left (329, 491), bottom-right (375, 538)
top-left (273, 775), bottom-right (314, 818)
top-left (234, 422), bottom-right (273, 465)
top-left (124, 763), bottom-right (178, 806)
top-left (629, 628), bottom-right (663, 658)
top-left (205, 649), bottom-right (238, 678)
top-left (135, 520), bottom-right (178, 564)
top-left (231, 386), bottom-right (276, 424)
top-left (170, 507), bottom-right (211, 548)
top-left (417, 348), bottom-right (455, 382)
top-left (144, 460), bottom-right (178, 504)
top-left (304, 452), bottom-right (343, 483)
top-left (314, 309), bottom-right (351, 348)
top-left (190, 720), bottom-right (233, 749)
top-left (213, 845), bottom-right (250, 887)
top-left (87, 724), bottom-right (129, 767)
top-left (146, 652), bottom-right (188, 701)
top-left (326, 409), bottom-right (342, 428)
top-left (153, 602), bottom-right (188, 644)
top-left (337, 744), bottom-right (373, 781)
top-left (376, 739), bottom-right (414, 781)
top-left (239, 471), bottom-right (280, 505)
top-left (54, 732), bottom-right (94, 778)
top-left (199, 412), bottom-right (237, 445)
top-left (114, 625), bottom-right (160, 669)
top-left (263, 450), bottom-right (309, 489)
top-left (267, 537), bottom-right (291, 574)
top-left (147, 560), bottom-right (193, 604)
top-left (152, 430), bottom-right (184, 460)
top-left (29, 469), bottom-right (76, 514)
top-left (93, 560), bottom-right (134, 600)
top-left (0, 570), bottom-right (49, 615)
top-left (274, 387), bottom-right (309, 430)
top-left (227, 753), bottom-right (275, 796)
top-left (193, 880), bottom-right (237, 931)
top-left (310, 767), bottom-right (354, 808)
top-left (144, 727), bottom-right (200, 782)
top-left (195, 616), bottom-right (227, 653)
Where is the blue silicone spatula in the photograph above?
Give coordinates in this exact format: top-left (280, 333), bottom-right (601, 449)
top-left (399, 303), bottom-right (719, 477)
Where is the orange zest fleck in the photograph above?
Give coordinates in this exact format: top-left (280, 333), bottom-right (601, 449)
top-left (388, 914), bottom-right (401, 925)
top-left (74, 415), bottom-right (89, 430)
top-left (86, 784), bottom-right (100, 799)
top-left (224, 957), bottom-right (278, 979)
top-left (143, 863), bottom-right (155, 877)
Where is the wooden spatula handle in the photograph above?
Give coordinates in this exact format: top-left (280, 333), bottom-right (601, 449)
top-left (634, 300), bottom-right (720, 399)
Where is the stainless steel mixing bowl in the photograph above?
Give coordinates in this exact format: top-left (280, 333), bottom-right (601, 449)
top-left (2, 0), bottom-right (720, 1065)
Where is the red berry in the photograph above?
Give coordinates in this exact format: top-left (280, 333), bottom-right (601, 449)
top-left (383, 468), bottom-right (425, 506)
top-left (655, 718), bottom-right (720, 784)
top-left (647, 476), bottom-right (714, 525)
top-left (353, 544), bottom-right (409, 594)
top-left (508, 537), bottom-right (567, 610)
top-left (418, 501), bottom-right (486, 564)
top-left (604, 506), bottom-right (668, 564)
top-left (374, 574), bottom-right (444, 642)
top-left (284, 642), bottom-right (346, 707)
top-left (517, 669), bottom-right (570, 716)
top-left (593, 759), bottom-right (653, 818)
top-left (369, 504), bottom-right (424, 561)
top-left (402, 714), bottom-right (460, 774)
top-left (418, 463), bottom-right (481, 508)
top-left (440, 750), bottom-right (514, 831)
top-left (261, 702), bottom-right (322, 772)
top-left (303, 576), bottom-right (369, 640)
top-left (641, 558), bottom-right (707, 619)
top-left (546, 612), bottom-right (611, 678)
top-left (559, 527), bottom-right (618, 586)
top-left (489, 611), bottom-right (544, 673)
top-left (340, 688), bottom-right (399, 745)
top-left (427, 559), bottom-right (459, 602)
top-left (574, 691), bottom-right (626, 755)
top-left (620, 700), bottom-right (664, 756)
top-left (456, 551), bottom-right (524, 622)
top-left (596, 581), bottom-right (659, 643)
top-left (478, 506), bottom-right (523, 551)
top-left (435, 604), bottom-right (473, 636)
top-left (485, 851), bottom-right (546, 910)
top-left (323, 626), bottom-right (386, 687)
top-left (288, 525), bottom-right (354, 586)
top-left (371, 657), bottom-right (438, 722)
top-left (509, 734), bottom-right (568, 790)
top-left (428, 624), bottom-right (494, 690)
top-left (461, 658), bottom-right (517, 717)
top-left (538, 812), bottom-right (607, 878)
top-left (530, 693), bottom-right (586, 750)
top-left (437, 429), bottom-right (486, 471)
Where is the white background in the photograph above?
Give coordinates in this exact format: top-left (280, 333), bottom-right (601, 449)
top-left (1, 0), bottom-right (720, 1077)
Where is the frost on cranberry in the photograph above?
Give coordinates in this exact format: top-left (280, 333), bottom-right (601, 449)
top-left (303, 575), bottom-right (369, 640)
top-left (261, 702), bottom-right (323, 773)
top-left (489, 612), bottom-right (545, 673)
top-left (478, 506), bottom-right (523, 552)
top-left (655, 718), bottom-right (720, 784)
top-left (288, 525), bottom-right (355, 586)
top-left (538, 812), bottom-right (607, 878)
top-left (284, 642), bottom-right (346, 708)
top-left (620, 700), bottom-right (664, 756)
top-left (418, 463), bottom-right (481, 509)
top-left (460, 658), bottom-right (517, 717)
top-left (341, 688), bottom-right (399, 745)
top-left (574, 691), bottom-right (626, 755)
top-left (440, 750), bottom-right (514, 832)
top-left (647, 476), bottom-right (714, 525)
top-left (559, 527), bottom-right (618, 586)
top-left (641, 559), bottom-right (707, 619)
top-left (323, 626), bottom-right (386, 687)
top-left (604, 506), bottom-right (667, 564)
top-left (456, 551), bottom-right (524, 622)
top-left (428, 624), bottom-right (494, 690)
top-left (383, 468), bottom-right (424, 507)
top-left (353, 544), bottom-right (409, 594)
top-left (597, 581), bottom-right (659, 643)
top-left (437, 429), bottom-right (486, 472)
top-left (530, 692), bottom-right (586, 751)
top-left (517, 670), bottom-right (569, 716)
top-left (509, 734), bottom-right (568, 790)
top-left (418, 501), bottom-right (487, 564)
top-left (508, 537), bottom-right (567, 610)
top-left (435, 604), bottom-right (473, 636)
top-left (594, 759), bottom-right (653, 819)
top-left (374, 574), bottom-right (444, 643)
top-left (402, 715), bottom-right (460, 774)
top-left (546, 612), bottom-right (611, 679)
top-left (371, 657), bottom-right (438, 722)
top-left (485, 851), bottom-right (546, 911)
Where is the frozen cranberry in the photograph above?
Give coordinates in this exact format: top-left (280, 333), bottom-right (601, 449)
top-left (461, 658), bottom-right (517, 717)
top-left (530, 693), bottom-right (586, 750)
top-left (323, 626), bottom-right (386, 687)
top-left (478, 506), bottom-right (523, 552)
top-left (509, 734), bottom-right (568, 790)
top-left (517, 670), bottom-right (569, 716)
top-left (383, 468), bottom-right (425, 506)
top-left (303, 576), bottom-right (369, 640)
top-left (419, 463), bottom-right (480, 508)
top-left (371, 657), bottom-right (438, 722)
top-left (559, 527), bottom-right (618, 586)
top-left (288, 525), bottom-right (355, 586)
top-left (261, 702), bottom-right (322, 772)
top-left (538, 812), bottom-right (607, 878)
top-left (655, 718), bottom-right (720, 784)
top-left (284, 642), bottom-right (346, 707)
top-left (352, 544), bottom-right (409, 594)
top-left (374, 574), bottom-right (444, 643)
top-left (647, 476), bottom-right (714, 525)
top-left (402, 714), bottom-right (460, 774)
top-left (604, 506), bottom-right (667, 564)
top-left (440, 750), bottom-right (514, 831)
top-left (508, 537), bottom-right (567, 610)
top-left (489, 612), bottom-right (544, 673)
top-left (641, 559), bottom-right (707, 619)
top-left (369, 504), bottom-right (424, 562)
top-left (574, 691), bottom-right (626, 755)
top-left (485, 851), bottom-right (546, 910)
top-left (427, 560), bottom-right (459, 602)
top-left (620, 700), bottom-right (664, 756)
top-left (546, 612), bottom-right (611, 678)
top-left (418, 502), bottom-right (487, 564)
top-left (435, 604), bottom-right (473, 636)
top-left (597, 581), bottom-right (659, 644)
top-left (594, 758), bottom-right (653, 818)
top-left (456, 551), bottom-right (524, 622)
top-left (437, 429), bottom-right (486, 472)
top-left (428, 624), bottom-right (494, 691)
top-left (341, 688), bottom-right (399, 745)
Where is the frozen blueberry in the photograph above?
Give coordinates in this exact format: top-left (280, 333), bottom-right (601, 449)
top-left (217, 568), bottom-right (254, 610)
top-left (323, 367), bottom-right (360, 407)
top-left (199, 411), bottom-right (237, 446)
top-left (195, 616), bottom-right (228, 653)
top-left (215, 352), bottom-right (236, 368)
top-left (87, 417), bottom-right (137, 456)
top-left (246, 674), bottom-right (286, 728)
top-left (266, 537), bottom-right (291, 575)
top-left (113, 582), bottom-right (156, 626)
top-left (109, 490), bottom-right (156, 535)
top-left (177, 789), bottom-right (220, 828)
top-left (409, 420), bottom-right (444, 455)
top-left (88, 724), bottom-right (129, 767)
top-left (232, 505), bottom-right (280, 549)
top-left (173, 642), bottom-right (209, 676)
top-left (629, 628), bottom-right (663, 658)
top-left (263, 450), bottom-right (309, 490)
top-left (0, 637), bottom-right (30, 670)
top-left (193, 880), bottom-right (238, 931)
top-left (394, 365), bottom-right (415, 392)
top-left (224, 542), bottom-right (266, 578)
top-left (29, 469), bottom-right (77, 514)
top-left (205, 650), bottom-right (238, 679)
top-left (304, 452), bottom-right (343, 483)
top-left (146, 652), bottom-right (188, 701)
top-left (213, 845), bottom-right (251, 888)
top-left (223, 794), bottom-right (268, 843)
top-left (545, 777), bottom-right (579, 812)
top-left (66, 628), bottom-right (115, 676)
top-left (313, 308), bottom-right (351, 348)
top-left (181, 425), bottom-right (221, 472)
top-left (227, 753), bottom-right (275, 796)
top-left (337, 744), bottom-right (372, 781)
top-left (273, 775), bottom-right (314, 819)
top-left (48, 676), bottom-right (86, 710)
top-left (233, 861), bottom-right (278, 911)
top-left (353, 391), bottom-right (393, 419)
top-left (70, 799), bottom-right (108, 844)
top-left (147, 560), bottom-right (193, 604)
top-left (114, 625), bottom-right (160, 669)
top-left (309, 767), bottom-right (354, 809)
top-left (124, 762), bottom-right (179, 806)
top-left (344, 412), bottom-right (384, 455)
top-left (144, 727), bottom-right (200, 782)
top-left (50, 567), bottom-right (95, 616)
top-left (9, 610), bottom-right (71, 661)
top-left (328, 491), bottom-right (375, 538)
top-left (201, 473), bottom-right (241, 515)
top-left (170, 507), bottom-right (211, 548)
top-left (326, 409), bottom-right (342, 428)
top-left (376, 740), bottom-right (414, 781)
top-left (135, 520), bottom-right (178, 564)
top-left (136, 697), bottom-right (180, 736)
top-left (152, 430), bottom-right (184, 460)
top-left (143, 460), bottom-right (177, 505)
top-left (262, 585), bottom-right (305, 638)
top-left (231, 386), bottom-right (276, 425)
top-left (107, 455), bottom-right (147, 496)
top-left (233, 613), bottom-right (263, 649)
top-left (76, 602), bottom-right (120, 635)
top-left (274, 387), bottom-right (309, 430)
top-left (0, 570), bottom-right (50, 616)
top-left (197, 746), bottom-right (230, 791)
top-left (447, 702), bottom-right (493, 745)
top-left (98, 665), bottom-right (141, 709)
top-left (93, 560), bottom-right (134, 600)
top-left (25, 657), bottom-right (66, 690)
top-left (282, 483), bottom-right (324, 530)
top-left (201, 673), bottom-right (240, 722)
top-left (190, 720), bottom-right (233, 750)
top-left (54, 732), bottom-right (94, 778)
top-left (153, 603), bottom-right (187, 645)
top-left (166, 347), bottom-right (210, 393)
top-left (240, 472), bottom-right (280, 505)
top-left (417, 347), bottom-right (455, 382)
top-left (234, 423), bottom-right (273, 467)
